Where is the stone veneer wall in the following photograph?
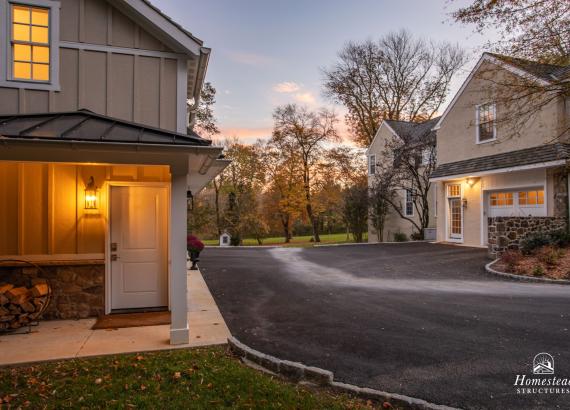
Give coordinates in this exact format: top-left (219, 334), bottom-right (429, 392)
top-left (0, 262), bottom-right (104, 319)
top-left (488, 217), bottom-right (568, 258)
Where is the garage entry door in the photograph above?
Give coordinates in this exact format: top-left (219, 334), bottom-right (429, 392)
top-left (486, 188), bottom-right (546, 218)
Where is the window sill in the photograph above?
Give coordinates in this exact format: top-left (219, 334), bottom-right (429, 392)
top-left (0, 78), bottom-right (60, 92)
top-left (476, 138), bottom-right (497, 145)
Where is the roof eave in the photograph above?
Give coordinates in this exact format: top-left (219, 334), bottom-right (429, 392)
top-left (114, 0), bottom-right (203, 56)
top-left (430, 159), bottom-right (566, 182)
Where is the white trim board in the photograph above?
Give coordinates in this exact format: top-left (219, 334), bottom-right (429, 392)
top-left (60, 41), bottom-right (185, 60)
top-left (430, 160), bottom-right (566, 182)
top-left (0, 253), bottom-right (104, 262)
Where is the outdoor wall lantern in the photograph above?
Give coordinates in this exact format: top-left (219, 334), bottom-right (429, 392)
top-left (462, 198), bottom-right (468, 208)
top-left (85, 176), bottom-right (99, 210)
top-left (187, 190), bottom-right (194, 210)
top-left (466, 177), bottom-right (478, 188)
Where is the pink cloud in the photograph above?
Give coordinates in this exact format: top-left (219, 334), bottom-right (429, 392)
top-left (273, 81), bottom-right (301, 93)
top-left (220, 126), bottom-right (273, 143)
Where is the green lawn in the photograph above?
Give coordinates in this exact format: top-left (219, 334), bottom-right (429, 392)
top-left (0, 346), bottom-right (379, 409)
top-left (203, 232), bottom-right (368, 247)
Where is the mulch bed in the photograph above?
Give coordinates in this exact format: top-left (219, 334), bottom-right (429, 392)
top-left (495, 246), bottom-right (570, 280)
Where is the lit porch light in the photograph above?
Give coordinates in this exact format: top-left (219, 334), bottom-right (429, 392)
top-left (466, 177), bottom-right (478, 188)
top-left (84, 176), bottom-right (99, 209)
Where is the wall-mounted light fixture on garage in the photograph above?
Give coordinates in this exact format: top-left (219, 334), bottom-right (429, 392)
top-left (466, 177), bottom-right (478, 188)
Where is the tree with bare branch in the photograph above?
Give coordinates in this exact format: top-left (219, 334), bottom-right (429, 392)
top-left (450, 0), bottom-right (569, 65)
top-left (371, 122), bottom-right (437, 239)
top-left (271, 104), bottom-right (339, 242)
top-left (450, 1), bottom-right (570, 141)
top-left (322, 30), bottom-right (467, 147)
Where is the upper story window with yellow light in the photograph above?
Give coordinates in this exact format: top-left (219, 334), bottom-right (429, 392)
top-left (11, 4), bottom-right (50, 82)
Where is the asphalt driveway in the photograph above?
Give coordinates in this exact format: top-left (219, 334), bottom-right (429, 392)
top-left (200, 242), bottom-right (570, 410)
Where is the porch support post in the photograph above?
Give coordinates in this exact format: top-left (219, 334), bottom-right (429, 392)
top-left (170, 171), bottom-right (189, 344)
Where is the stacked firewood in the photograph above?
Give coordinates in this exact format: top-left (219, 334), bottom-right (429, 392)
top-left (0, 280), bottom-right (50, 330)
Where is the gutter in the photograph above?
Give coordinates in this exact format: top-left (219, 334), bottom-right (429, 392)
top-left (187, 47), bottom-right (212, 129)
top-left (0, 136), bottom-right (223, 154)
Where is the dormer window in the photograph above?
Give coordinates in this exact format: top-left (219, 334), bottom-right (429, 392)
top-left (11, 4), bottom-right (50, 81)
top-left (476, 102), bottom-right (496, 143)
top-left (0, 0), bottom-right (60, 91)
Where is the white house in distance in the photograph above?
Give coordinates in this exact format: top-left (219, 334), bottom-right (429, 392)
top-left (430, 53), bottom-right (570, 256)
top-left (0, 0), bottom-right (229, 344)
top-left (367, 118), bottom-right (438, 242)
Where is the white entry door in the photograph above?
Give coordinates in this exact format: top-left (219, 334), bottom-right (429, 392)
top-left (110, 185), bottom-right (168, 310)
top-left (448, 197), bottom-right (463, 240)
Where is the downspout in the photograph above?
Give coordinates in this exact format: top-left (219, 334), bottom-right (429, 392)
top-left (564, 161), bottom-right (570, 233)
top-left (187, 47), bottom-right (211, 131)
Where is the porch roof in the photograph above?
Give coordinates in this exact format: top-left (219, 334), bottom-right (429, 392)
top-left (431, 143), bottom-right (570, 180)
top-left (0, 110), bottom-right (211, 147)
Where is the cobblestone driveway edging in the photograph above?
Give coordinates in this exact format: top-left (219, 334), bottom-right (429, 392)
top-left (228, 336), bottom-right (461, 410)
top-left (485, 260), bottom-right (570, 285)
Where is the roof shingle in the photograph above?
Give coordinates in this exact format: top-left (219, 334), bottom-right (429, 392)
top-left (487, 53), bottom-right (570, 82)
top-left (431, 144), bottom-right (570, 179)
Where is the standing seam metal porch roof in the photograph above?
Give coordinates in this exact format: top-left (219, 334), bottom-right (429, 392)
top-left (0, 110), bottom-right (211, 147)
top-left (430, 143), bottom-right (570, 179)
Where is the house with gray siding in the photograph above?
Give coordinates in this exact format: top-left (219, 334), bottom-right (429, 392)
top-left (0, 0), bottom-right (228, 344)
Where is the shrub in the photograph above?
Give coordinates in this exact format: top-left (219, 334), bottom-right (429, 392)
top-left (520, 232), bottom-right (552, 254)
top-left (548, 230), bottom-right (570, 247)
top-left (501, 250), bottom-right (522, 271)
top-left (410, 231), bottom-right (423, 241)
top-left (520, 230), bottom-right (570, 254)
top-left (393, 232), bottom-right (408, 242)
top-left (532, 265), bottom-right (545, 277)
top-left (536, 246), bottom-right (564, 267)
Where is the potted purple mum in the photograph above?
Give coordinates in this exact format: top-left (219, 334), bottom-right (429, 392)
top-left (187, 235), bottom-right (205, 270)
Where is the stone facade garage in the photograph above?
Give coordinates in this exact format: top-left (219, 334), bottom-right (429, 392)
top-left (487, 217), bottom-right (567, 258)
top-left (430, 53), bottom-right (570, 248)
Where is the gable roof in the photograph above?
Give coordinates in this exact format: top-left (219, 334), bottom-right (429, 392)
top-left (384, 117), bottom-right (439, 144)
top-left (430, 143), bottom-right (570, 180)
top-left (0, 110), bottom-right (211, 147)
top-left (433, 52), bottom-right (569, 131)
top-left (367, 117), bottom-right (439, 154)
top-left (114, 0), bottom-right (204, 56)
top-left (487, 53), bottom-right (570, 82)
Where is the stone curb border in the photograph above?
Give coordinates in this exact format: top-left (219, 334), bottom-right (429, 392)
top-left (314, 240), bottom-right (434, 248)
top-left (485, 259), bottom-right (570, 285)
top-left (228, 336), bottom-right (461, 410)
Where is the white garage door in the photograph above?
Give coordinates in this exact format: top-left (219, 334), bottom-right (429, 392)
top-left (486, 188), bottom-right (546, 218)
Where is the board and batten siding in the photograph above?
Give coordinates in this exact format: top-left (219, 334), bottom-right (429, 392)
top-left (0, 0), bottom-right (197, 133)
top-left (0, 162), bottom-right (170, 259)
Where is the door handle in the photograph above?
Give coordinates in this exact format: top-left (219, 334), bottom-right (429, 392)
top-left (111, 254), bottom-right (119, 261)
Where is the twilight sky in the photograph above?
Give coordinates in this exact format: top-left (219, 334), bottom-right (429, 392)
top-left (152, 0), bottom-right (494, 144)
